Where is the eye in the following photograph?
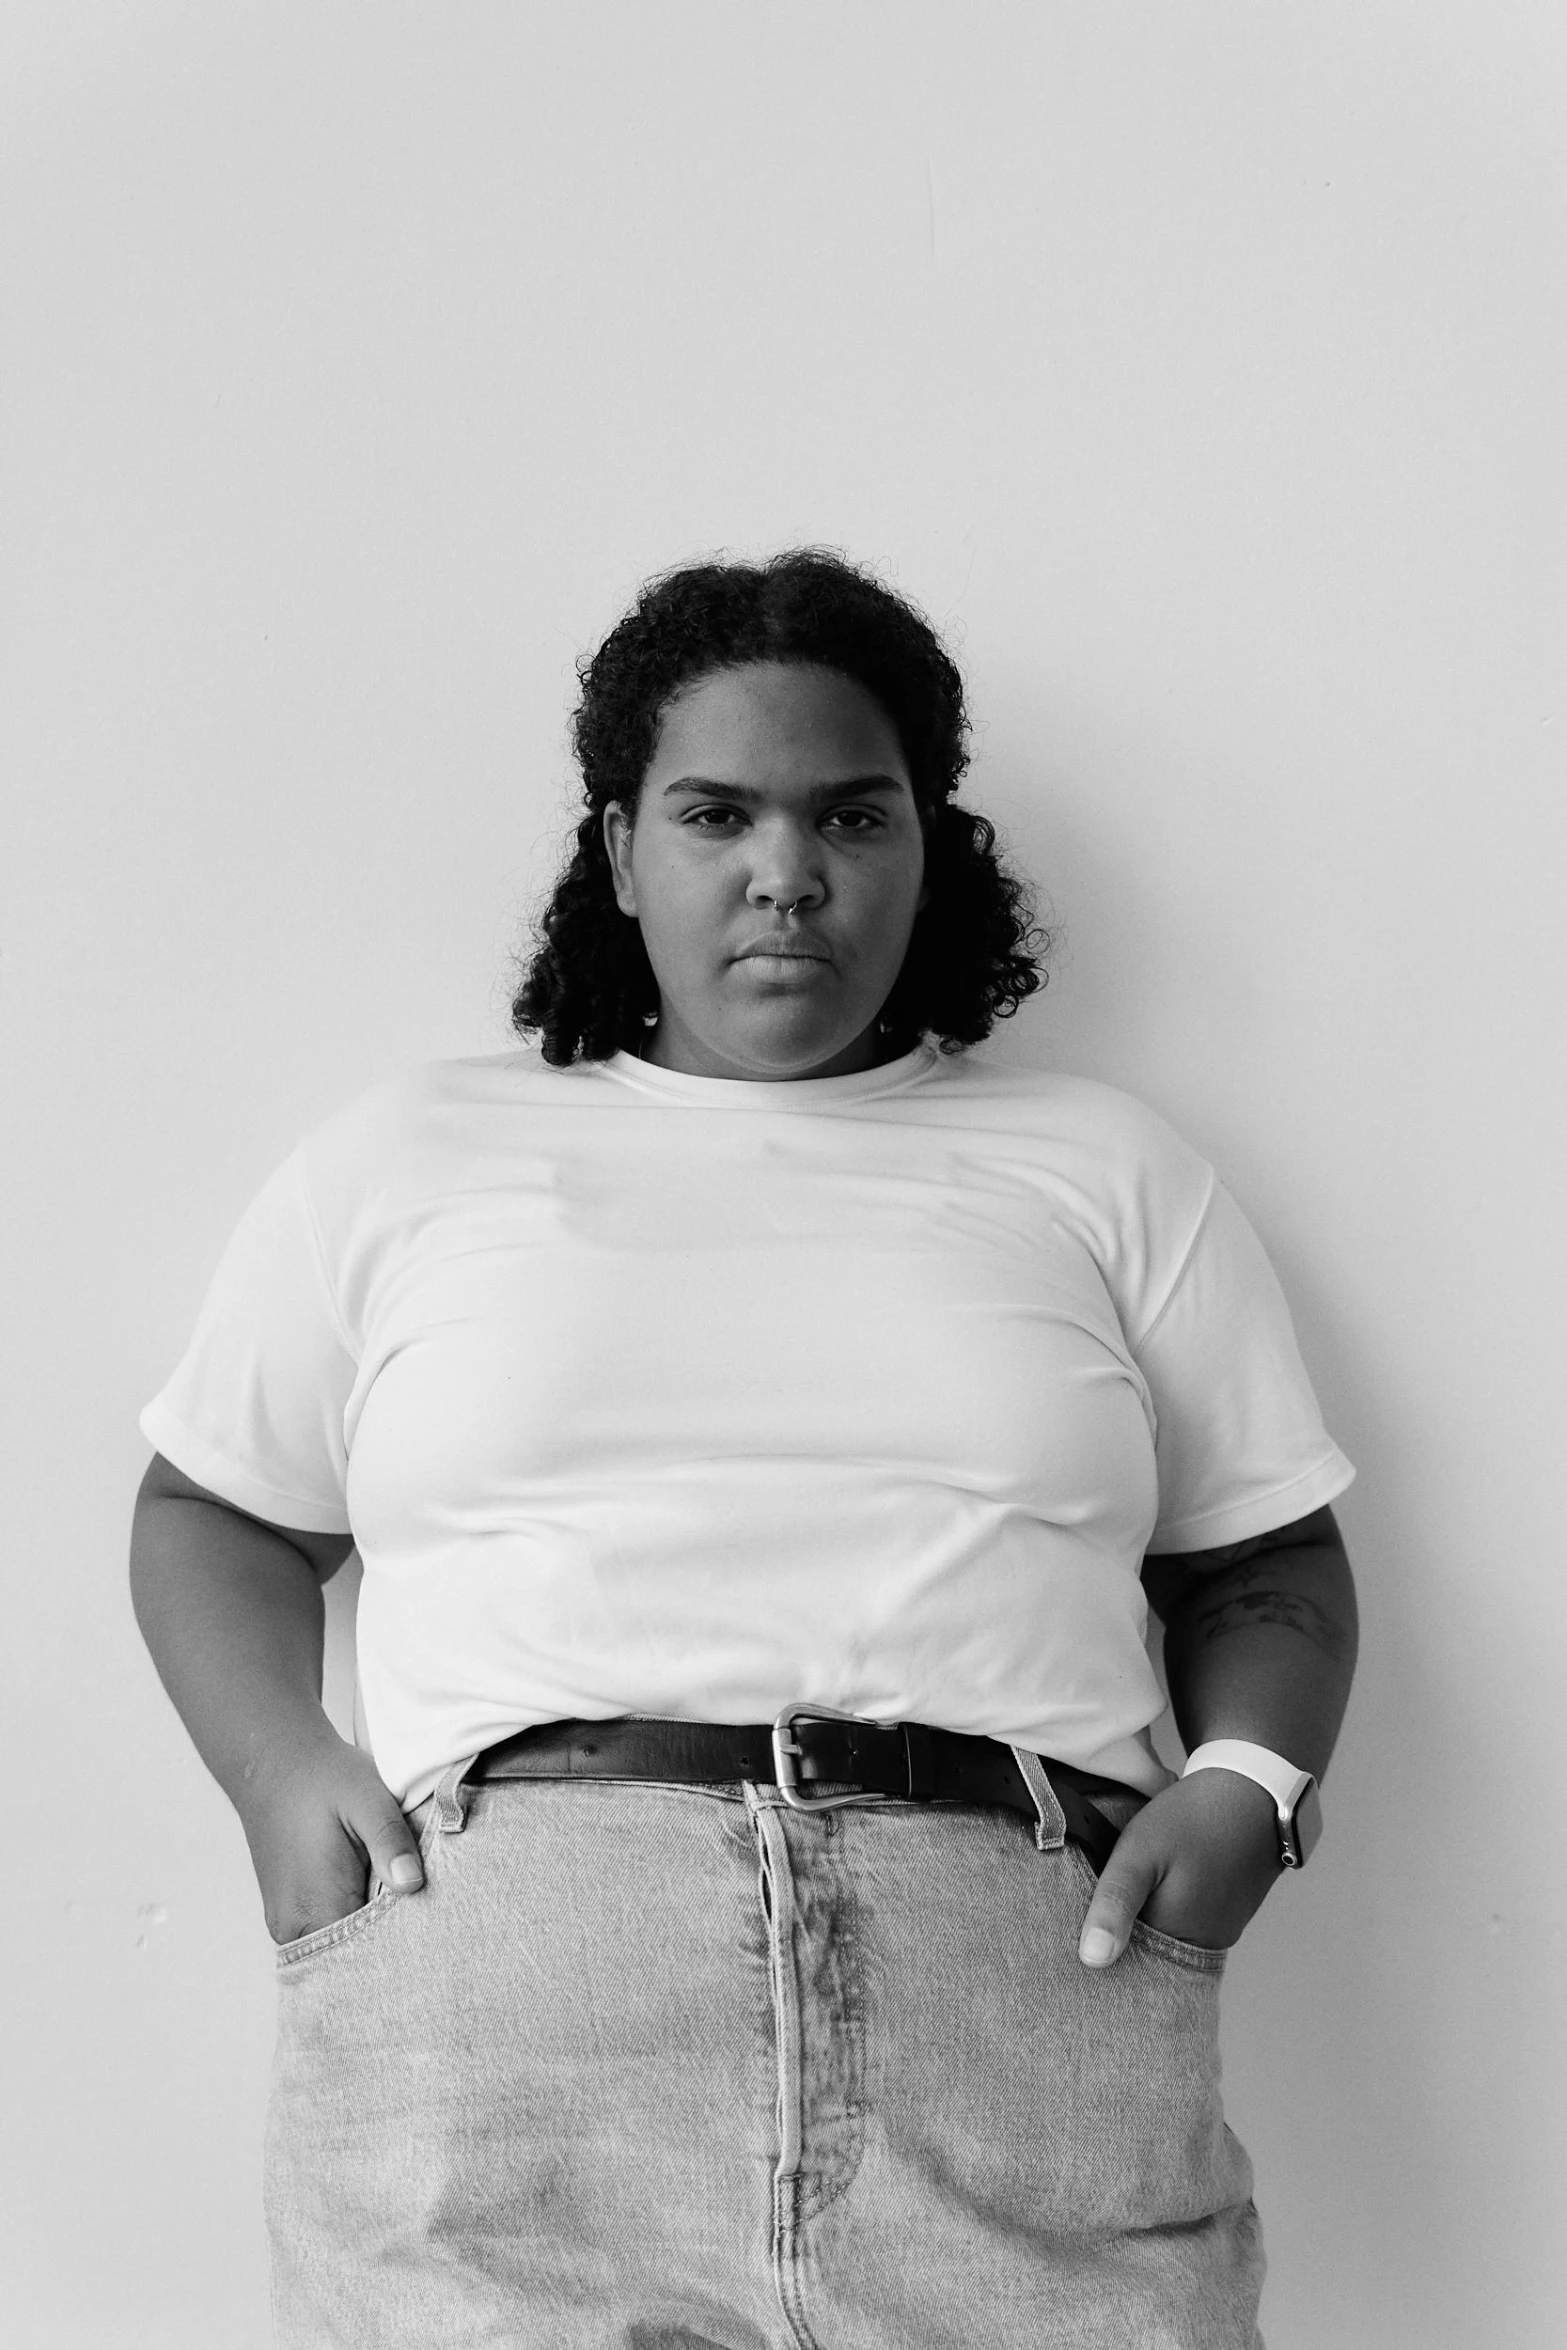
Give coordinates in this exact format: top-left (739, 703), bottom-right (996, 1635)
top-left (682, 806), bottom-right (746, 830)
top-left (677, 803), bottom-right (889, 835)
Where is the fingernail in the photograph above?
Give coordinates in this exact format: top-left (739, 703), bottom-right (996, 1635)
top-left (1079, 1927), bottom-right (1116, 1967)
top-left (390, 1856), bottom-right (422, 1890)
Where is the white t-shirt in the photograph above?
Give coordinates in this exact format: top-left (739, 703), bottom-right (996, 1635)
top-left (140, 1039), bottom-right (1355, 1806)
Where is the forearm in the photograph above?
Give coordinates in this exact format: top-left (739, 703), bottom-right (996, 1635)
top-left (129, 1491), bottom-right (338, 1815)
top-left (1079, 1518), bottom-right (1358, 1963)
top-left (1157, 1540), bottom-right (1359, 1783)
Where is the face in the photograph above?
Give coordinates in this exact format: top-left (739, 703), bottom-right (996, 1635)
top-left (603, 662), bottom-right (931, 1080)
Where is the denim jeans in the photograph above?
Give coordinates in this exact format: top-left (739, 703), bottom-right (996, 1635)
top-left (265, 1764), bottom-right (1264, 2348)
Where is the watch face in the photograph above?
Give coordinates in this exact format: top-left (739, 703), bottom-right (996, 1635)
top-left (1289, 1779), bottom-right (1324, 1867)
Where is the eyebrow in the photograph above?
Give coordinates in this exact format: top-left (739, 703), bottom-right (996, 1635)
top-left (659, 775), bottom-right (908, 806)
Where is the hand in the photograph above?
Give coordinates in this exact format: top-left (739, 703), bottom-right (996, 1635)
top-left (1078, 1768), bottom-right (1282, 1966)
top-left (235, 1728), bottom-right (425, 1946)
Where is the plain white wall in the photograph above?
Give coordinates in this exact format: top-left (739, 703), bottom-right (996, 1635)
top-left (4, 4), bottom-right (1564, 2343)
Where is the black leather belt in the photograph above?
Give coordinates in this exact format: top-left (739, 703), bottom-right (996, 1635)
top-left (466, 1713), bottom-right (1132, 1873)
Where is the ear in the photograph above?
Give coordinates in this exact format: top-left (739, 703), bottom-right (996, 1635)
top-left (603, 801), bottom-right (638, 918)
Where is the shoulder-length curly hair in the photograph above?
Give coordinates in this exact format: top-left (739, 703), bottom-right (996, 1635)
top-left (511, 548), bottom-right (1050, 1065)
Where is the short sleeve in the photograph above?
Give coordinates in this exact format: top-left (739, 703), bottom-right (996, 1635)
top-left (139, 1153), bottom-right (358, 1534)
top-left (1134, 1177), bottom-right (1356, 1552)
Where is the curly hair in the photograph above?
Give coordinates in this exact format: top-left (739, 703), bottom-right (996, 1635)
top-left (511, 548), bottom-right (1050, 1065)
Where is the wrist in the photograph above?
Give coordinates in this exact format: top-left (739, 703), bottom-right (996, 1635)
top-left (1182, 1738), bottom-right (1323, 1868)
top-left (230, 1710), bottom-right (347, 1820)
top-left (1171, 1758), bottom-right (1279, 1847)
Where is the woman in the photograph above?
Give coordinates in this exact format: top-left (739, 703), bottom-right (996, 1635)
top-left (131, 549), bottom-right (1358, 2349)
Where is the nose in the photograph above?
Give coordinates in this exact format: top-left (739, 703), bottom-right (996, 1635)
top-left (744, 822), bottom-right (825, 916)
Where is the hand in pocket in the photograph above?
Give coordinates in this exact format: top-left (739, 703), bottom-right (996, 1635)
top-left (1077, 1770), bottom-right (1281, 1966)
top-left (237, 1731), bottom-right (426, 1945)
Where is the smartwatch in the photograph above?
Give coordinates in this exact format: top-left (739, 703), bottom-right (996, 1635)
top-left (1182, 1739), bottom-right (1323, 1869)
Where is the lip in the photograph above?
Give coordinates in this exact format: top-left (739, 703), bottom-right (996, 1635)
top-left (733, 937), bottom-right (832, 963)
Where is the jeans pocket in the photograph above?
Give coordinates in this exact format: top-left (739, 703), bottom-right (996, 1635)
top-left (272, 1884), bottom-right (401, 1967)
top-left (1126, 1912), bottom-right (1230, 1974)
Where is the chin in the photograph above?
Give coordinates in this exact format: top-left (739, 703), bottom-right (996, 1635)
top-left (732, 1015), bottom-right (880, 1075)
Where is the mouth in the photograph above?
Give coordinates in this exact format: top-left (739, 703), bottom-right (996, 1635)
top-left (734, 938), bottom-right (831, 964)
top-left (737, 954), bottom-right (831, 982)
top-left (734, 949), bottom-right (833, 982)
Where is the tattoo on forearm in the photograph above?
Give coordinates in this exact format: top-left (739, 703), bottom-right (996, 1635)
top-left (1186, 1587), bottom-right (1352, 1665)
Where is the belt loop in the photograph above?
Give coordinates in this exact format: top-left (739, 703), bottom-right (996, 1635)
top-left (431, 1758), bottom-right (472, 1836)
top-left (1009, 1745), bottom-right (1066, 1854)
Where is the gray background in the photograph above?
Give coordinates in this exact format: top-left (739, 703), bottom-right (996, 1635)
top-left (3, 4), bottom-right (1563, 2342)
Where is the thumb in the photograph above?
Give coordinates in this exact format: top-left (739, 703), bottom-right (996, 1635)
top-left (343, 1780), bottom-right (424, 1898)
top-left (1078, 1830), bottom-right (1157, 1969)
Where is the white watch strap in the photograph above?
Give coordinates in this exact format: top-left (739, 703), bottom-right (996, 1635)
top-left (1182, 1738), bottom-right (1313, 1816)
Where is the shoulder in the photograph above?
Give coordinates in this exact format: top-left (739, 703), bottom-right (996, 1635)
top-left (922, 1047), bottom-right (1213, 1188)
top-left (287, 1044), bottom-right (602, 1196)
top-left (920, 1050), bottom-right (1218, 1319)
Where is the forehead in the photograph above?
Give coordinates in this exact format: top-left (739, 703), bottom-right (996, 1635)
top-left (647, 662), bottom-right (909, 784)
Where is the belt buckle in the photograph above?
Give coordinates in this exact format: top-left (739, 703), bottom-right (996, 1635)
top-left (771, 1703), bottom-right (890, 1812)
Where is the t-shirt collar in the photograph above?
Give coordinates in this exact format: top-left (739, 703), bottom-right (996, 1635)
top-left (598, 1038), bottom-right (939, 1107)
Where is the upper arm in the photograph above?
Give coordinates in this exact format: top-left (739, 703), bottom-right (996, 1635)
top-left (135, 1450), bottom-right (357, 1584)
top-left (1141, 1502), bottom-right (1347, 1623)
